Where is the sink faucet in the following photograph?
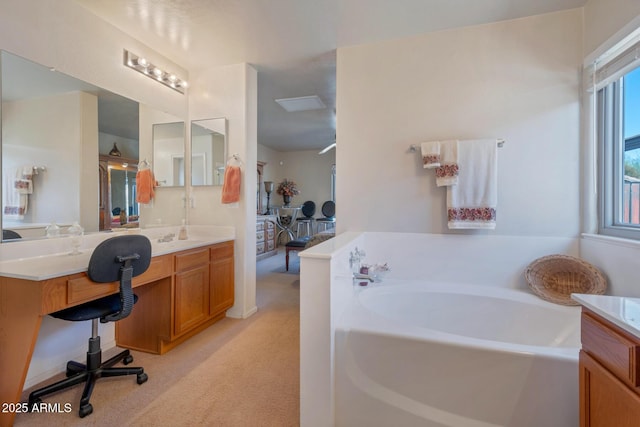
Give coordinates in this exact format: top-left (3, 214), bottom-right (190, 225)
top-left (349, 246), bottom-right (365, 272)
top-left (350, 246), bottom-right (373, 282)
top-left (157, 233), bottom-right (175, 243)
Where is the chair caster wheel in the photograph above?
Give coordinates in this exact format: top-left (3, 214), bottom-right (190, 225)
top-left (123, 354), bottom-right (134, 365)
top-left (137, 373), bottom-right (148, 384)
top-left (79, 403), bottom-right (93, 418)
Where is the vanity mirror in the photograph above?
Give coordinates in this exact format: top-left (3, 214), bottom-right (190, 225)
top-left (152, 121), bottom-right (186, 187)
top-left (191, 118), bottom-right (227, 186)
top-left (0, 50), bottom-right (186, 241)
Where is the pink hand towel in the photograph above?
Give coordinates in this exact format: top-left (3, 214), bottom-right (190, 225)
top-left (221, 165), bottom-right (241, 204)
top-left (136, 169), bottom-right (156, 204)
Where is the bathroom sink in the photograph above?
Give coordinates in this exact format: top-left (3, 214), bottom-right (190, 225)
top-left (151, 238), bottom-right (209, 254)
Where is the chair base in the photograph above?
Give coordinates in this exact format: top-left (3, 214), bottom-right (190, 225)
top-left (296, 218), bottom-right (314, 238)
top-left (316, 219), bottom-right (335, 233)
top-left (28, 336), bottom-right (147, 418)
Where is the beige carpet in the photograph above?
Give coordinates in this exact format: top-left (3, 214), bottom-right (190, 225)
top-left (15, 249), bottom-right (300, 426)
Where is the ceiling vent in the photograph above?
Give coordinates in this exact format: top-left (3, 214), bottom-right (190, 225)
top-left (275, 95), bottom-right (326, 112)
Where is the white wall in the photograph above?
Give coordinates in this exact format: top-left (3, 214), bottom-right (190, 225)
top-left (584, 0), bottom-right (640, 56)
top-left (2, 92), bottom-right (96, 227)
top-left (336, 9), bottom-right (583, 236)
top-left (189, 62), bottom-right (258, 319)
top-left (257, 145), bottom-right (336, 217)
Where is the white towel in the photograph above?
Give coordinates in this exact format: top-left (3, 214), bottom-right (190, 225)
top-left (15, 166), bottom-right (33, 195)
top-left (435, 140), bottom-right (459, 187)
top-left (3, 168), bottom-right (28, 220)
top-left (446, 139), bottom-right (498, 229)
top-left (421, 141), bottom-right (441, 169)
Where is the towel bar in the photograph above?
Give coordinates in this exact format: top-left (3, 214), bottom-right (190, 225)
top-left (409, 139), bottom-right (505, 153)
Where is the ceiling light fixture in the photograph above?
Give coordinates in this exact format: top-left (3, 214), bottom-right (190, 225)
top-left (123, 49), bottom-right (188, 94)
top-left (319, 142), bottom-right (336, 154)
top-left (275, 95), bottom-right (326, 112)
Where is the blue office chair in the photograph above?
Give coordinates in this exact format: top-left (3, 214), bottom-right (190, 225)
top-left (28, 235), bottom-right (152, 418)
top-left (2, 229), bottom-right (21, 240)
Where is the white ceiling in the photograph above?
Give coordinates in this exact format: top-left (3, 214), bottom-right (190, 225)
top-left (73, 0), bottom-right (587, 151)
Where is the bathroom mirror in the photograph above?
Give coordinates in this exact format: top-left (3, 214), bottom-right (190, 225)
top-left (99, 156), bottom-right (139, 230)
top-left (153, 121), bottom-right (186, 187)
top-left (0, 50), bottom-right (186, 241)
top-left (191, 118), bottom-right (227, 186)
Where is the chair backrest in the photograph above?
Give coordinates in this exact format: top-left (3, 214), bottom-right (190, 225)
top-left (88, 235), bottom-right (152, 322)
top-left (2, 229), bottom-right (21, 240)
top-left (301, 201), bottom-right (316, 218)
top-left (321, 200), bottom-right (335, 218)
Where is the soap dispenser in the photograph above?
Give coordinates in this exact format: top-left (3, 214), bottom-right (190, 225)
top-left (178, 219), bottom-right (188, 240)
top-left (45, 221), bottom-right (60, 238)
top-left (67, 221), bottom-right (84, 255)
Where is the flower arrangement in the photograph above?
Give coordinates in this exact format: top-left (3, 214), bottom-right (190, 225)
top-left (276, 179), bottom-right (300, 197)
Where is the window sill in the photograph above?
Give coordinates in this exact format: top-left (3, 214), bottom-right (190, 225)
top-left (582, 233), bottom-right (640, 250)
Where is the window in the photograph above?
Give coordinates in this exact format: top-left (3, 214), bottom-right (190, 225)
top-left (597, 42), bottom-right (640, 239)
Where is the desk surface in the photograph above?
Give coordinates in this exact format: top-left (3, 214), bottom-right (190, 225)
top-left (0, 235), bottom-right (232, 281)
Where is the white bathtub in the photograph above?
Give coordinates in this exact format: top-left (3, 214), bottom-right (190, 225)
top-left (334, 282), bottom-right (581, 427)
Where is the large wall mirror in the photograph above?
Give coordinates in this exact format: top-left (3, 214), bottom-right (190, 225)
top-left (153, 122), bottom-right (186, 187)
top-left (191, 118), bottom-right (227, 186)
top-left (0, 50), bottom-right (186, 241)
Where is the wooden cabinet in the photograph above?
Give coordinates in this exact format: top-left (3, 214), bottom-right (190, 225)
top-left (174, 248), bottom-right (210, 336)
top-left (116, 241), bottom-right (235, 354)
top-left (579, 310), bottom-right (640, 426)
top-left (210, 241), bottom-right (234, 316)
top-left (257, 215), bottom-right (277, 260)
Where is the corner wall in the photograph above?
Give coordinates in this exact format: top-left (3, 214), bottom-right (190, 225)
top-left (336, 9), bottom-right (583, 236)
top-left (584, 0), bottom-right (640, 56)
top-left (189, 63), bottom-right (258, 318)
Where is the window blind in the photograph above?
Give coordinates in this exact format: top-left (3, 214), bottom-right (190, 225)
top-left (590, 29), bottom-right (640, 90)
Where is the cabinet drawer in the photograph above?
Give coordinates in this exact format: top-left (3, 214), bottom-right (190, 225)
top-left (67, 254), bottom-right (173, 306)
top-left (257, 221), bottom-right (264, 231)
top-left (265, 221), bottom-right (275, 230)
top-left (256, 242), bottom-right (265, 254)
top-left (136, 254), bottom-right (172, 284)
top-left (211, 242), bottom-right (234, 260)
top-left (67, 275), bottom-right (118, 305)
top-left (582, 312), bottom-right (640, 387)
top-left (267, 229), bottom-right (275, 240)
top-left (256, 230), bottom-right (265, 242)
top-left (267, 240), bottom-right (275, 251)
top-left (175, 248), bottom-right (209, 272)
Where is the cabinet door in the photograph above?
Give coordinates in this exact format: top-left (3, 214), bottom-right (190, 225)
top-left (174, 265), bottom-right (210, 336)
top-left (210, 244), bottom-right (234, 316)
top-left (580, 350), bottom-right (640, 427)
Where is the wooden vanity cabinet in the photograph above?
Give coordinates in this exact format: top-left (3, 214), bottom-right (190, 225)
top-left (174, 248), bottom-right (211, 336)
top-left (210, 241), bottom-right (234, 316)
top-left (116, 241), bottom-right (235, 354)
top-left (579, 310), bottom-right (640, 426)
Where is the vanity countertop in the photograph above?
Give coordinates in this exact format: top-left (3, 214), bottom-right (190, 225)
top-left (0, 227), bottom-right (234, 281)
top-left (572, 293), bottom-right (640, 339)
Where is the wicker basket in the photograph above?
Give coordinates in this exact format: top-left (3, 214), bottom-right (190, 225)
top-left (524, 254), bottom-right (607, 306)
